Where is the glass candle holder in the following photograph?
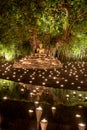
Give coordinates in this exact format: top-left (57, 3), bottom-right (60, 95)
top-left (40, 119), bottom-right (48, 130)
top-left (78, 123), bottom-right (86, 130)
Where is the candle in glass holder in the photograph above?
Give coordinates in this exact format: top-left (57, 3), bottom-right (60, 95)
top-left (78, 94), bottom-right (82, 99)
top-left (78, 123), bottom-right (86, 130)
top-left (51, 106), bottom-right (56, 116)
top-left (3, 96), bottom-right (8, 100)
top-left (34, 101), bottom-right (39, 107)
top-left (40, 119), bottom-right (48, 130)
top-left (36, 106), bottom-right (43, 122)
top-left (78, 105), bottom-right (83, 109)
top-left (75, 114), bottom-right (81, 118)
top-left (73, 91), bottom-right (76, 97)
top-left (28, 109), bottom-right (34, 117)
top-left (66, 94), bottom-right (70, 100)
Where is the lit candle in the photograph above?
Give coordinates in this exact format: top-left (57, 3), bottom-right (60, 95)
top-left (28, 109), bottom-right (34, 117)
top-left (78, 105), bottom-right (83, 109)
top-left (30, 92), bottom-right (33, 97)
top-left (20, 88), bottom-right (24, 92)
top-left (41, 119), bottom-right (48, 123)
top-left (34, 101), bottom-right (39, 107)
top-left (3, 96), bottom-right (8, 100)
top-left (66, 94), bottom-right (70, 100)
top-left (40, 119), bottom-right (48, 130)
top-left (51, 106), bottom-right (56, 116)
top-left (75, 114), bottom-right (81, 118)
top-left (33, 89), bottom-right (36, 93)
top-left (66, 94), bottom-right (70, 98)
top-left (73, 91), bottom-right (76, 95)
top-left (78, 94), bottom-right (82, 97)
top-left (36, 106), bottom-right (43, 122)
top-left (78, 123), bottom-right (86, 130)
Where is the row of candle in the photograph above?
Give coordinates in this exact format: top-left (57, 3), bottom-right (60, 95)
top-left (28, 106), bottom-right (86, 130)
top-left (28, 106), bottom-right (56, 117)
top-left (1, 95), bottom-right (87, 130)
top-left (0, 61), bottom-right (86, 91)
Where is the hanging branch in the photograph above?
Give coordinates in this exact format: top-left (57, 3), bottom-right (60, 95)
top-left (67, 11), bottom-right (87, 38)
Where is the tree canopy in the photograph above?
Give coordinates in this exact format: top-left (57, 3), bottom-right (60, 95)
top-left (0, 0), bottom-right (87, 61)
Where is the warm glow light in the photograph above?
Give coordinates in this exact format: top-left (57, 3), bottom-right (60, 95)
top-left (3, 96), bottom-right (8, 100)
top-left (66, 94), bottom-right (70, 98)
top-left (78, 123), bottom-right (86, 127)
top-left (21, 88), bottom-right (25, 92)
top-left (78, 105), bottom-right (83, 108)
top-left (36, 106), bottom-right (42, 111)
top-left (41, 119), bottom-right (48, 123)
top-left (13, 54), bottom-right (62, 69)
top-left (28, 109), bottom-right (34, 113)
top-left (34, 101), bottom-right (39, 107)
top-left (76, 114), bottom-right (81, 118)
top-left (51, 106), bottom-right (56, 115)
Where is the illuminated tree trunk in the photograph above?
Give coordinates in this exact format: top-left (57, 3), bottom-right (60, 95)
top-left (30, 29), bottom-right (37, 54)
top-left (33, 30), bottom-right (37, 53)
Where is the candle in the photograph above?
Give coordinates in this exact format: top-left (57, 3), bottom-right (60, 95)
top-left (78, 94), bottom-right (82, 98)
top-left (41, 119), bottom-right (48, 123)
top-left (73, 91), bottom-right (76, 95)
top-left (78, 123), bottom-right (86, 130)
top-left (66, 94), bottom-right (70, 98)
top-left (34, 101), bottom-right (39, 107)
top-left (51, 107), bottom-right (56, 116)
top-left (40, 119), bottom-right (48, 130)
top-left (3, 96), bottom-right (8, 100)
top-left (75, 114), bottom-right (81, 118)
top-left (78, 105), bottom-right (83, 109)
top-left (36, 106), bottom-right (42, 111)
top-left (66, 94), bottom-right (70, 100)
top-left (28, 109), bottom-right (34, 117)
top-left (36, 106), bottom-right (43, 122)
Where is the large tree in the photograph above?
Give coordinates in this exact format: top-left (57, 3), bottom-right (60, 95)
top-left (37, 0), bottom-right (87, 57)
top-left (0, 0), bottom-right (87, 60)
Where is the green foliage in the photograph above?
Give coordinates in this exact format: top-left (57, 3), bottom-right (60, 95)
top-left (0, 79), bottom-right (87, 106)
top-left (37, 1), bottom-right (67, 36)
top-left (52, 88), bottom-right (87, 106)
top-left (0, 79), bottom-right (20, 99)
top-left (0, 0), bottom-right (87, 60)
top-left (0, 42), bottom-right (16, 61)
